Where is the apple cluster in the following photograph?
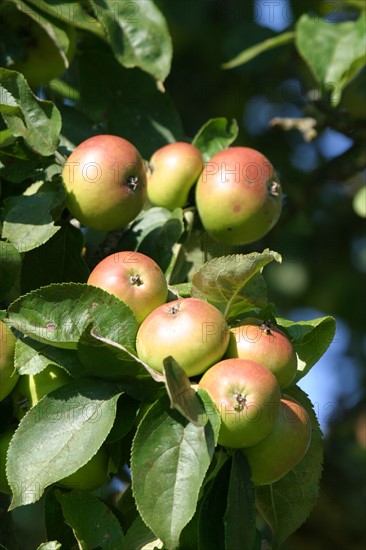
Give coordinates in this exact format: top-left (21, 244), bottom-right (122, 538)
top-left (0, 136), bottom-right (290, 494)
top-left (135, 294), bottom-right (310, 486)
top-left (62, 134), bottom-right (282, 246)
top-left (85, 253), bottom-right (310, 487)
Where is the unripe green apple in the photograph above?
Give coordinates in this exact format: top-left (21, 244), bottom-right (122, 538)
top-left (87, 251), bottom-right (168, 324)
top-left (242, 396), bottom-right (311, 485)
top-left (62, 135), bottom-right (147, 231)
top-left (57, 446), bottom-right (110, 491)
top-left (0, 321), bottom-right (19, 402)
top-left (226, 318), bottom-right (297, 388)
top-left (136, 298), bottom-right (230, 377)
top-left (12, 365), bottom-right (71, 418)
top-left (0, 427), bottom-right (16, 494)
top-left (199, 358), bottom-right (281, 448)
top-left (195, 147), bottom-right (282, 245)
top-left (147, 142), bottom-right (204, 210)
top-left (3, 5), bottom-right (76, 87)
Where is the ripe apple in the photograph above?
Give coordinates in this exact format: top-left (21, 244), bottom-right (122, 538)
top-left (4, 5), bottom-right (76, 87)
top-left (242, 396), bottom-right (311, 485)
top-left (87, 251), bottom-right (168, 324)
top-left (0, 427), bottom-right (16, 494)
top-left (12, 365), bottom-right (71, 419)
top-left (136, 298), bottom-right (230, 377)
top-left (226, 318), bottom-right (297, 388)
top-left (62, 135), bottom-right (147, 231)
top-left (198, 358), bottom-right (281, 448)
top-left (0, 321), bottom-right (19, 402)
top-left (147, 142), bottom-right (204, 210)
top-left (195, 147), bottom-right (282, 245)
top-left (57, 446), bottom-right (110, 491)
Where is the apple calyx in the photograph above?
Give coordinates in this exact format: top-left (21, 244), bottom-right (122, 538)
top-left (130, 274), bottom-right (144, 286)
top-left (126, 176), bottom-right (139, 191)
top-left (232, 390), bottom-right (247, 411)
top-left (269, 180), bottom-right (281, 197)
top-left (169, 304), bottom-right (181, 316)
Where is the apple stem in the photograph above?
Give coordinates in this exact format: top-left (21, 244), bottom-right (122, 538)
top-left (261, 321), bottom-right (272, 335)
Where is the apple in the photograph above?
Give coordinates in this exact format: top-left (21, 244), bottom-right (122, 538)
top-left (242, 396), bottom-right (311, 485)
top-left (136, 297), bottom-right (230, 377)
top-left (57, 445), bottom-right (110, 491)
top-left (62, 135), bottom-right (147, 231)
top-left (0, 427), bottom-right (16, 494)
top-left (87, 251), bottom-right (168, 324)
top-left (3, 4), bottom-right (76, 87)
top-left (198, 358), bottom-right (281, 448)
top-left (195, 147), bottom-right (282, 245)
top-left (12, 365), bottom-right (71, 419)
top-left (226, 318), bottom-right (297, 388)
top-left (0, 321), bottom-right (19, 402)
top-left (147, 142), bottom-right (204, 210)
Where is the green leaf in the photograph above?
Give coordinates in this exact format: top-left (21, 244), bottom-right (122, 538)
top-left (256, 386), bottom-right (323, 548)
top-left (58, 103), bottom-right (96, 152)
top-left (0, 68), bottom-right (62, 155)
top-left (24, 0), bottom-right (103, 35)
top-left (36, 543), bottom-right (62, 550)
top-left (0, 240), bottom-right (21, 301)
top-left (0, 139), bottom-right (60, 183)
top-left (169, 282), bottom-right (192, 298)
top-left (45, 488), bottom-right (77, 549)
top-left (56, 489), bottom-right (124, 549)
top-left (7, 378), bottom-right (121, 508)
top-left (0, 128), bottom-right (17, 148)
top-left (90, 0), bottom-right (172, 82)
top-left (276, 316), bottom-right (337, 383)
top-left (2, 182), bottom-right (65, 252)
top-left (131, 393), bottom-right (220, 549)
top-left (191, 250), bottom-right (282, 319)
top-left (295, 14), bottom-right (366, 104)
top-left (15, 336), bottom-right (57, 376)
top-left (77, 328), bottom-right (163, 399)
top-left (106, 394), bottom-right (140, 443)
top-left (20, 223), bottom-right (89, 293)
top-left (78, 48), bottom-right (183, 158)
top-left (224, 451), bottom-right (256, 550)
top-left (123, 515), bottom-right (161, 550)
top-left (222, 31), bottom-right (295, 69)
top-left (197, 456), bottom-right (232, 550)
top-left (14, 333), bottom-right (83, 377)
top-left (163, 356), bottom-right (207, 427)
top-left (118, 207), bottom-right (185, 273)
top-left (192, 118), bottom-right (239, 162)
top-left (7, 283), bottom-right (137, 349)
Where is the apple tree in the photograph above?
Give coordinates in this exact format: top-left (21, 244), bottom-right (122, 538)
top-left (0, 1), bottom-right (364, 549)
